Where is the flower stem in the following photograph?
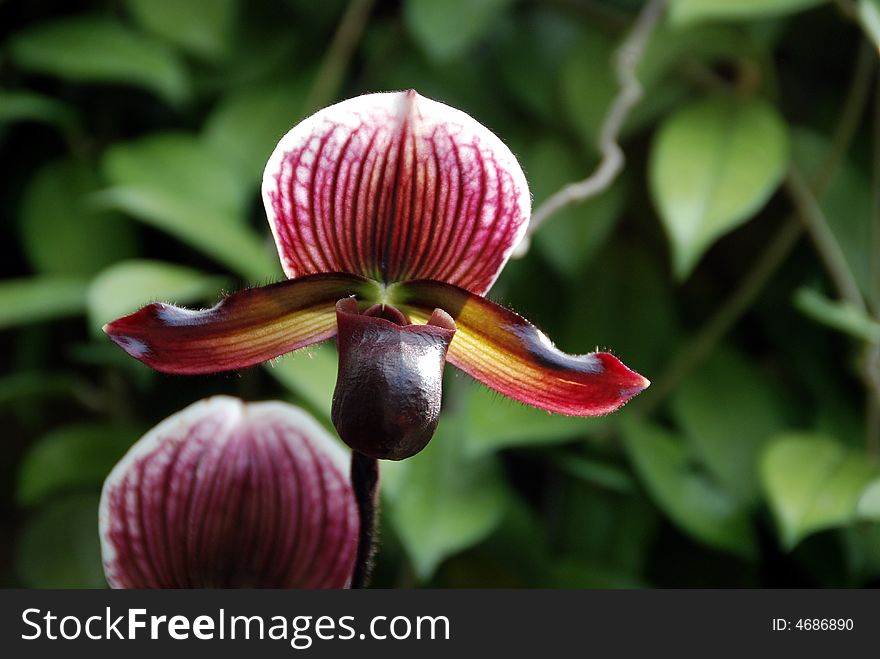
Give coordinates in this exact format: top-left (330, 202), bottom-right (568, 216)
top-left (784, 166), bottom-right (865, 312)
top-left (514, 0), bottom-right (668, 255)
top-left (349, 450), bottom-right (380, 589)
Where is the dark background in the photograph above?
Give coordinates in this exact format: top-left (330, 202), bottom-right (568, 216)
top-left (1, 0), bottom-right (879, 588)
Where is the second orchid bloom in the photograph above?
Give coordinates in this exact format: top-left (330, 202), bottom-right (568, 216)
top-left (104, 90), bottom-right (649, 459)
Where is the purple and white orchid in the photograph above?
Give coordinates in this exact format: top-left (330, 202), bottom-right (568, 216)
top-left (104, 90), bottom-right (648, 460)
top-left (99, 397), bottom-right (358, 588)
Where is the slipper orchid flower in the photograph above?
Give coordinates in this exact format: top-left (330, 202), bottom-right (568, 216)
top-left (100, 397), bottom-right (358, 588)
top-left (105, 91), bottom-right (649, 460)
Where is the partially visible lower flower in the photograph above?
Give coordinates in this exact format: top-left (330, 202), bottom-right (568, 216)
top-left (99, 396), bottom-right (358, 588)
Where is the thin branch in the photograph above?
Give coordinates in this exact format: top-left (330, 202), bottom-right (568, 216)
top-left (785, 49), bottom-right (880, 456)
top-left (818, 42), bottom-right (875, 196)
top-left (301, 0), bottom-right (376, 117)
top-left (785, 165), bottom-right (866, 311)
top-left (514, 0), bottom-right (667, 256)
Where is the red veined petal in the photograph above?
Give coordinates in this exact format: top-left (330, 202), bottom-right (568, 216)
top-left (262, 90), bottom-right (530, 295)
top-left (103, 273), bottom-right (376, 374)
top-left (99, 396), bottom-right (358, 588)
top-left (394, 280), bottom-right (650, 416)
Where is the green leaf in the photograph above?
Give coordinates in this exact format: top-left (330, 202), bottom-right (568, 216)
top-left (859, 0), bottom-right (880, 50)
top-left (0, 89), bottom-right (75, 130)
top-left (671, 350), bottom-right (788, 505)
top-left (793, 129), bottom-right (873, 302)
top-left (8, 16), bottom-right (190, 105)
top-left (203, 80), bottom-right (310, 182)
top-left (87, 259), bottom-right (226, 334)
top-left (125, 0), bottom-right (236, 60)
top-left (383, 418), bottom-right (511, 579)
top-left (858, 478), bottom-right (880, 521)
top-left (96, 184), bottom-right (274, 281)
top-left (265, 342), bottom-right (338, 419)
top-left (649, 97), bottom-right (789, 278)
top-left (100, 133), bottom-right (276, 280)
top-left (462, 382), bottom-right (591, 457)
top-left (17, 423), bottom-right (141, 507)
top-left (670, 0), bottom-right (828, 25)
top-left (19, 159), bottom-right (137, 276)
top-left (16, 494), bottom-right (105, 588)
top-left (761, 434), bottom-right (879, 549)
top-left (102, 133), bottom-right (248, 224)
top-left (0, 276), bottom-right (88, 329)
top-left (404, 0), bottom-right (513, 62)
top-left (794, 288), bottom-right (880, 345)
top-left (524, 139), bottom-right (625, 279)
top-left (621, 418), bottom-right (757, 558)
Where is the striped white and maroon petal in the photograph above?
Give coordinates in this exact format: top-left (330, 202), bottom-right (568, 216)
top-left (394, 280), bottom-right (650, 416)
top-left (262, 90), bottom-right (531, 295)
top-left (99, 397), bottom-right (358, 588)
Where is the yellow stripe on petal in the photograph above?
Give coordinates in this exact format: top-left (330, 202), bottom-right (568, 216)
top-left (104, 273), bottom-right (377, 374)
top-left (398, 280), bottom-right (649, 416)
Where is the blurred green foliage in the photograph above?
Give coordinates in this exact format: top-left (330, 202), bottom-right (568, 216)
top-left (1, 0), bottom-right (879, 588)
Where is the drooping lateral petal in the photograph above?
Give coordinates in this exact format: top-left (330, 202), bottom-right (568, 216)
top-left (394, 280), bottom-right (650, 416)
top-left (262, 90), bottom-right (530, 295)
top-left (99, 396), bottom-right (358, 588)
top-left (104, 273), bottom-right (375, 374)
